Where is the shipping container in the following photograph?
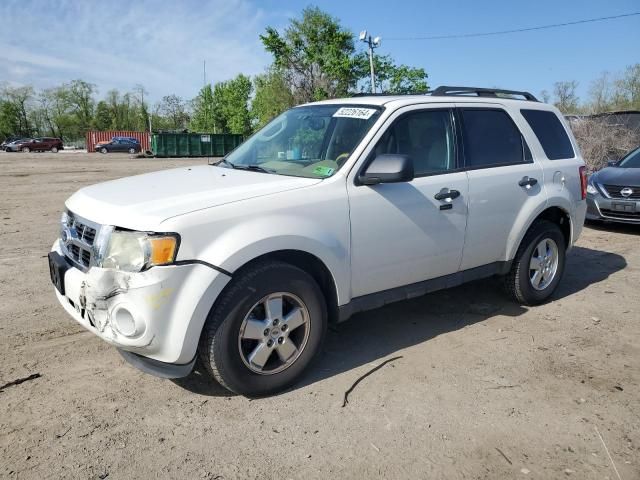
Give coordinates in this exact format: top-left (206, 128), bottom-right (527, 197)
top-left (151, 132), bottom-right (243, 158)
top-left (85, 131), bottom-right (151, 153)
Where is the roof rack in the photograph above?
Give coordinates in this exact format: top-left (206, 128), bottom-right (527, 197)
top-left (431, 86), bottom-right (538, 102)
top-left (350, 91), bottom-right (431, 97)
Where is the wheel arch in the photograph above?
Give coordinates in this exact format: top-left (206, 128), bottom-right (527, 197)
top-left (507, 204), bottom-right (573, 261)
top-left (224, 249), bottom-right (340, 325)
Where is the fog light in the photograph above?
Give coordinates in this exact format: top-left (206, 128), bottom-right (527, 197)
top-left (112, 306), bottom-right (140, 337)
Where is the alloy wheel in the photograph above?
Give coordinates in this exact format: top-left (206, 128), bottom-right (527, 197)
top-left (529, 238), bottom-right (559, 291)
top-left (238, 292), bottom-right (310, 375)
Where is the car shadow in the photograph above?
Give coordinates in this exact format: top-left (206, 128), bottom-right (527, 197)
top-left (585, 220), bottom-right (640, 236)
top-left (174, 246), bottom-right (626, 397)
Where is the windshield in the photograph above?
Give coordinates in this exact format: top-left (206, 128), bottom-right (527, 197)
top-left (224, 104), bottom-right (382, 178)
top-left (617, 147), bottom-right (640, 168)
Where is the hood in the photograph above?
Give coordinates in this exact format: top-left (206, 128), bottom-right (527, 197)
top-left (65, 165), bottom-right (321, 231)
top-left (592, 166), bottom-right (640, 186)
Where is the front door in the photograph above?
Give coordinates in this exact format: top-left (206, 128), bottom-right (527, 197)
top-left (348, 105), bottom-right (469, 298)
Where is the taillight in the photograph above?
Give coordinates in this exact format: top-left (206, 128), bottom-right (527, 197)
top-left (579, 166), bottom-right (587, 200)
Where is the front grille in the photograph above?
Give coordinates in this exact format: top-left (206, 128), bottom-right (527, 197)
top-left (66, 216), bottom-right (97, 245)
top-left (600, 208), bottom-right (640, 221)
top-left (62, 211), bottom-right (102, 270)
top-left (601, 184), bottom-right (640, 199)
top-left (67, 244), bottom-right (92, 267)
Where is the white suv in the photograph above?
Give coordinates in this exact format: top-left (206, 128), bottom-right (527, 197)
top-left (49, 86), bottom-right (587, 396)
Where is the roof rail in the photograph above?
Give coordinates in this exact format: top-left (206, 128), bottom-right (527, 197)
top-left (431, 86), bottom-right (538, 102)
top-left (350, 91), bottom-right (431, 97)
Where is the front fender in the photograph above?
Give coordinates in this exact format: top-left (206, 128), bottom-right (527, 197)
top-left (203, 215), bottom-right (349, 305)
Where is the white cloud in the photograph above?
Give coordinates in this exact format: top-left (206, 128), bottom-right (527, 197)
top-left (0, 0), bottom-right (278, 102)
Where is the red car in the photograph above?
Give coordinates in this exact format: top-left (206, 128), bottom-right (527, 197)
top-left (11, 137), bottom-right (63, 153)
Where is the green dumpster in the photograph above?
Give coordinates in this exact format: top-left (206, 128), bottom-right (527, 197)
top-left (151, 132), bottom-right (244, 157)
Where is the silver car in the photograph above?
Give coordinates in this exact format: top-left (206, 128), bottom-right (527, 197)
top-left (586, 146), bottom-right (640, 224)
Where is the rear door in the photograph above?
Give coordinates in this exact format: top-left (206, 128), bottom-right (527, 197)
top-left (348, 104), bottom-right (469, 297)
top-left (457, 105), bottom-right (545, 270)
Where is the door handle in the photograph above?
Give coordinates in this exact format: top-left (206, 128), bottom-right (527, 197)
top-left (518, 176), bottom-right (538, 188)
top-left (434, 188), bottom-right (460, 201)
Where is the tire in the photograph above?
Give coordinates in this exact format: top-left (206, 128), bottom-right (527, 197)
top-left (128, 148), bottom-right (136, 154)
top-left (51, 146), bottom-right (58, 153)
top-left (504, 220), bottom-right (566, 305)
top-left (21, 147), bottom-right (30, 153)
top-left (199, 260), bottom-right (327, 396)
top-left (100, 147), bottom-right (108, 154)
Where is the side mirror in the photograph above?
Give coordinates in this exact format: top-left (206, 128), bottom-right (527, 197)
top-left (359, 154), bottom-right (414, 185)
top-left (607, 160), bottom-right (618, 167)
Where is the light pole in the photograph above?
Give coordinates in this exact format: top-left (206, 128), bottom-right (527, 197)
top-left (359, 30), bottom-right (381, 93)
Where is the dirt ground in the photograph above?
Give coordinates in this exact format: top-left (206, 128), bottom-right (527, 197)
top-left (0, 151), bottom-right (638, 480)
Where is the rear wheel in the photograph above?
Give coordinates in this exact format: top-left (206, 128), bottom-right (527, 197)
top-left (504, 220), bottom-right (566, 305)
top-left (199, 260), bottom-right (327, 396)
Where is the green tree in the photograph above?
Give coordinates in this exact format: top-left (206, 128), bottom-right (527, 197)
top-left (0, 84), bottom-right (35, 136)
top-left (0, 100), bottom-right (22, 140)
top-left (355, 54), bottom-right (428, 94)
top-left (93, 101), bottom-right (111, 130)
top-left (190, 84), bottom-right (216, 132)
top-left (251, 68), bottom-right (295, 129)
top-left (66, 79), bottom-right (96, 134)
top-left (213, 74), bottom-right (253, 135)
top-left (38, 86), bottom-right (73, 139)
top-left (260, 6), bottom-right (356, 102)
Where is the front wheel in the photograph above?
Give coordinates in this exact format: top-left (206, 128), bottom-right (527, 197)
top-left (100, 147), bottom-right (108, 154)
top-left (51, 146), bottom-right (58, 153)
top-left (199, 260), bottom-right (327, 396)
top-left (504, 220), bottom-right (566, 305)
top-left (128, 147), bottom-right (136, 154)
top-left (21, 147), bottom-right (30, 153)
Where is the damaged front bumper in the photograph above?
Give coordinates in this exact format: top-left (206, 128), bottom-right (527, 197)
top-left (50, 240), bottom-right (231, 376)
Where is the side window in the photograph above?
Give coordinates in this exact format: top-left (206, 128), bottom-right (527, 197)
top-left (461, 108), bottom-right (528, 168)
top-left (520, 109), bottom-right (575, 160)
top-left (375, 109), bottom-right (456, 176)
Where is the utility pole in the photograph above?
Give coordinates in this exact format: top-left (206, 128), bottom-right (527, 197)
top-left (359, 31), bottom-right (381, 93)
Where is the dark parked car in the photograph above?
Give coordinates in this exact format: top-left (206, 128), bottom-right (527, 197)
top-left (9, 137), bottom-right (63, 153)
top-left (96, 138), bottom-right (142, 154)
top-left (586, 146), bottom-right (640, 224)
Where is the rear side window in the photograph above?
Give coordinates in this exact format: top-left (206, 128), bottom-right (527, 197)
top-left (460, 109), bottom-right (528, 168)
top-left (520, 109), bottom-right (575, 160)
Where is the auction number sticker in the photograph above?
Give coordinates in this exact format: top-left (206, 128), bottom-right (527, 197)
top-left (333, 107), bottom-right (377, 120)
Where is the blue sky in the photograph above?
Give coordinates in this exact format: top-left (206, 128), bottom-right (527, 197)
top-left (1, 0), bottom-right (638, 104)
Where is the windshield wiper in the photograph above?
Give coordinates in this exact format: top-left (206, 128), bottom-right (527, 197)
top-left (233, 164), bottom-right (275, 174)
top-left (212, 157), bottom-right (236, 169)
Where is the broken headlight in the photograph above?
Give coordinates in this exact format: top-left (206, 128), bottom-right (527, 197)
top-left (99, 231), bottom-right (179, 272)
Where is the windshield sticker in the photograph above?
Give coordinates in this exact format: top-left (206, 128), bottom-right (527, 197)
top-left (312, 165), bottom-right (335, 177)
top-left (333, 107), bottom-right (377, 120)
